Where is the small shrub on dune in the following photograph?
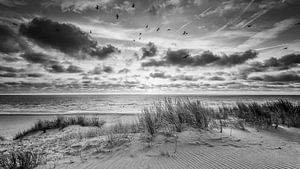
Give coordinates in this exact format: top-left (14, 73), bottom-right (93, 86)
top-left (0, 151), bottom-right (42, 169)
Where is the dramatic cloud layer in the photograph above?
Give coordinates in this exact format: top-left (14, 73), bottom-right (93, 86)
top-left (142, 49), bottom-right (258, 67)
top-left (20, 18), bottom-right (119, 59)
top-left (248, 71), bottom-right (300, 82)
top-left (0, 24), bottom-right (26, 54)
top-left (0, 0), bottom-right (299, 93)
top-left (89, 65), bottom-right (114, 74)
top-left (141, 42), bottom-right (158, 59)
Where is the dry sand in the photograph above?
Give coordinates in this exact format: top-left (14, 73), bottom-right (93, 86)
top-left (1, 121), bottom-right (299, 169)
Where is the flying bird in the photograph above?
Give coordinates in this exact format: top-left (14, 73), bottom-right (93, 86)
top-left (183, 31), bottom-right (188, 35)
top-left (284, 47), bottom-right (288, 49)
top-left (167, 28), bottom-right (171, 31)
top-left (139, 37), bottom-right (141, 40)
top-left (96, 5), bottom-right (99, 10)
top-left (90, 30), bottom-right (92, 34)
top-left (146, 25), bottom-right (149, 28)
top-left (12, 22), bottom-right (18, 26)
top-left (295, 23), bottom-right (300, 25)
top-left (156, 27), bottom-right (160, 31)
top-left (116, 14), bottom-right (119, 20)
top-left (182, 55), bottom-right (189, 59)
top-left (55, 28), bottom-right (60, 32)
top-left (132, 3), bottom-right (135, 8)
top-left (133, 39), bottom-right (135, 42)
top-left (139, 33), bottom-right (142, 36)
top-left (247, 24), bottom-right (252, 27)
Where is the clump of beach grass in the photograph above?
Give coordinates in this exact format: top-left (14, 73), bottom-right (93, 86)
top-left (14, 116), bottom-right (106, 140)
top-left (232, 99), bottom-right (299, 129)
top-left (0, 151), bottom-right (42, 169)
top-left (138, 98), bottom-right (217, 138)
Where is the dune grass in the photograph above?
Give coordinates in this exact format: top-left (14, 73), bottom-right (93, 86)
top-left (138, 98), bottom-right (217, 137)
top-left (232, 99), bottom-right (300, 129)
top-left (14, 116), bottom-right (105, 140)
top-left (138, 98), bottom-right (299, 137)
top-left (0, 151), bottom-right (42, 169)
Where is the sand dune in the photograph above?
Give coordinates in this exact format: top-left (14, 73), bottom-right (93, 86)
top-left (1, 123), bottom-right (299, 169)
top-left (61, 130), bottom-right (299, 169)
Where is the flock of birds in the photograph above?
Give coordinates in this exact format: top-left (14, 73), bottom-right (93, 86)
top-left (93, 2), bottom-right (300, 55)
top-left (94, 3), bottom-right (189, 43)
top-left (9, 2), bottom-right (300, 58)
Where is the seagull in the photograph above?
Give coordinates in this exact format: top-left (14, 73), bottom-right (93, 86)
top-left (132, 3), bottom-right (135, 8)
top-left (146, 25), bottom-right (149, 28)
top-left (182, 54), bottom-right (189, 59)
top-left (156, 27), bottom-right (160, 31)
top-left (167, 28), bottom-right (171, 31)
top-left (116, 14), bottom-right (119, 20)
top-left (96, 5), bottom-right (99, 10)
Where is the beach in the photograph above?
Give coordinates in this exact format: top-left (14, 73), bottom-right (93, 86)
top-left (0, 95), bottom-right (300, 169)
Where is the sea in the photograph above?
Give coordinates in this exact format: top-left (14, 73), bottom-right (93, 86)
top-left (1, 94), bottom-right (300, 115)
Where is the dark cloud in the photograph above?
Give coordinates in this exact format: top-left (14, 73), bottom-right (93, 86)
top-left (0, 65), bottom-right (23, 73)
top-left (66, 65), bottom-right (83, 73)
top-left (20, 52), bottom-right (57, 65)
top-left (0, 72), bottom-right (18, 77)
top-left (0, 71), bottom-right (43, 78)
top-left (149, 72), bottom-right (200, 81)
top-left (102, 66), bottom-right (113, 73)
top-left (27, 73), bottom-right (43, 77)
top-left (141, 59), bottom-right (166, 67)
top-left (0, 56), bottom-right (20, 62)
top-left (141, 49), bottom-right (257, 67)
top-left (248, 71), bottom-right (300, 82)
top-left (149, 72), bottom-right (171, 79)
top-left (215, 50), bottom-right (258, 66)
top-left (90, 45), bottom-right (120, 59)
top-left (238, 53), bottom-right (300, 79)
top-left (170, 75), bottom-right (200, 81)
top-left (208, 76), bottom-right (226, 81)
top-left (47, 64), bottom-right (66, 73)
top-left (21, 52), bottom-right (83, 73)
top-left (90, 65), bottom-right (113, 74)
top-left (118, 68), bottom-right (130, 73)
top-left (141, 42), bottom-right (158, 59)
top-left (264, 53), bottom-right (300, 69)
top-left (0, 24), bottom-right (26, 54)
top-left (46, 64), bottom-right (83, 73)
top-left (19, 18), bottom-right (119, 59)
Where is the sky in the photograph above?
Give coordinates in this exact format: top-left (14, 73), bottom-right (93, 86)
top-left (0, 0), bottom-right (299, 94)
